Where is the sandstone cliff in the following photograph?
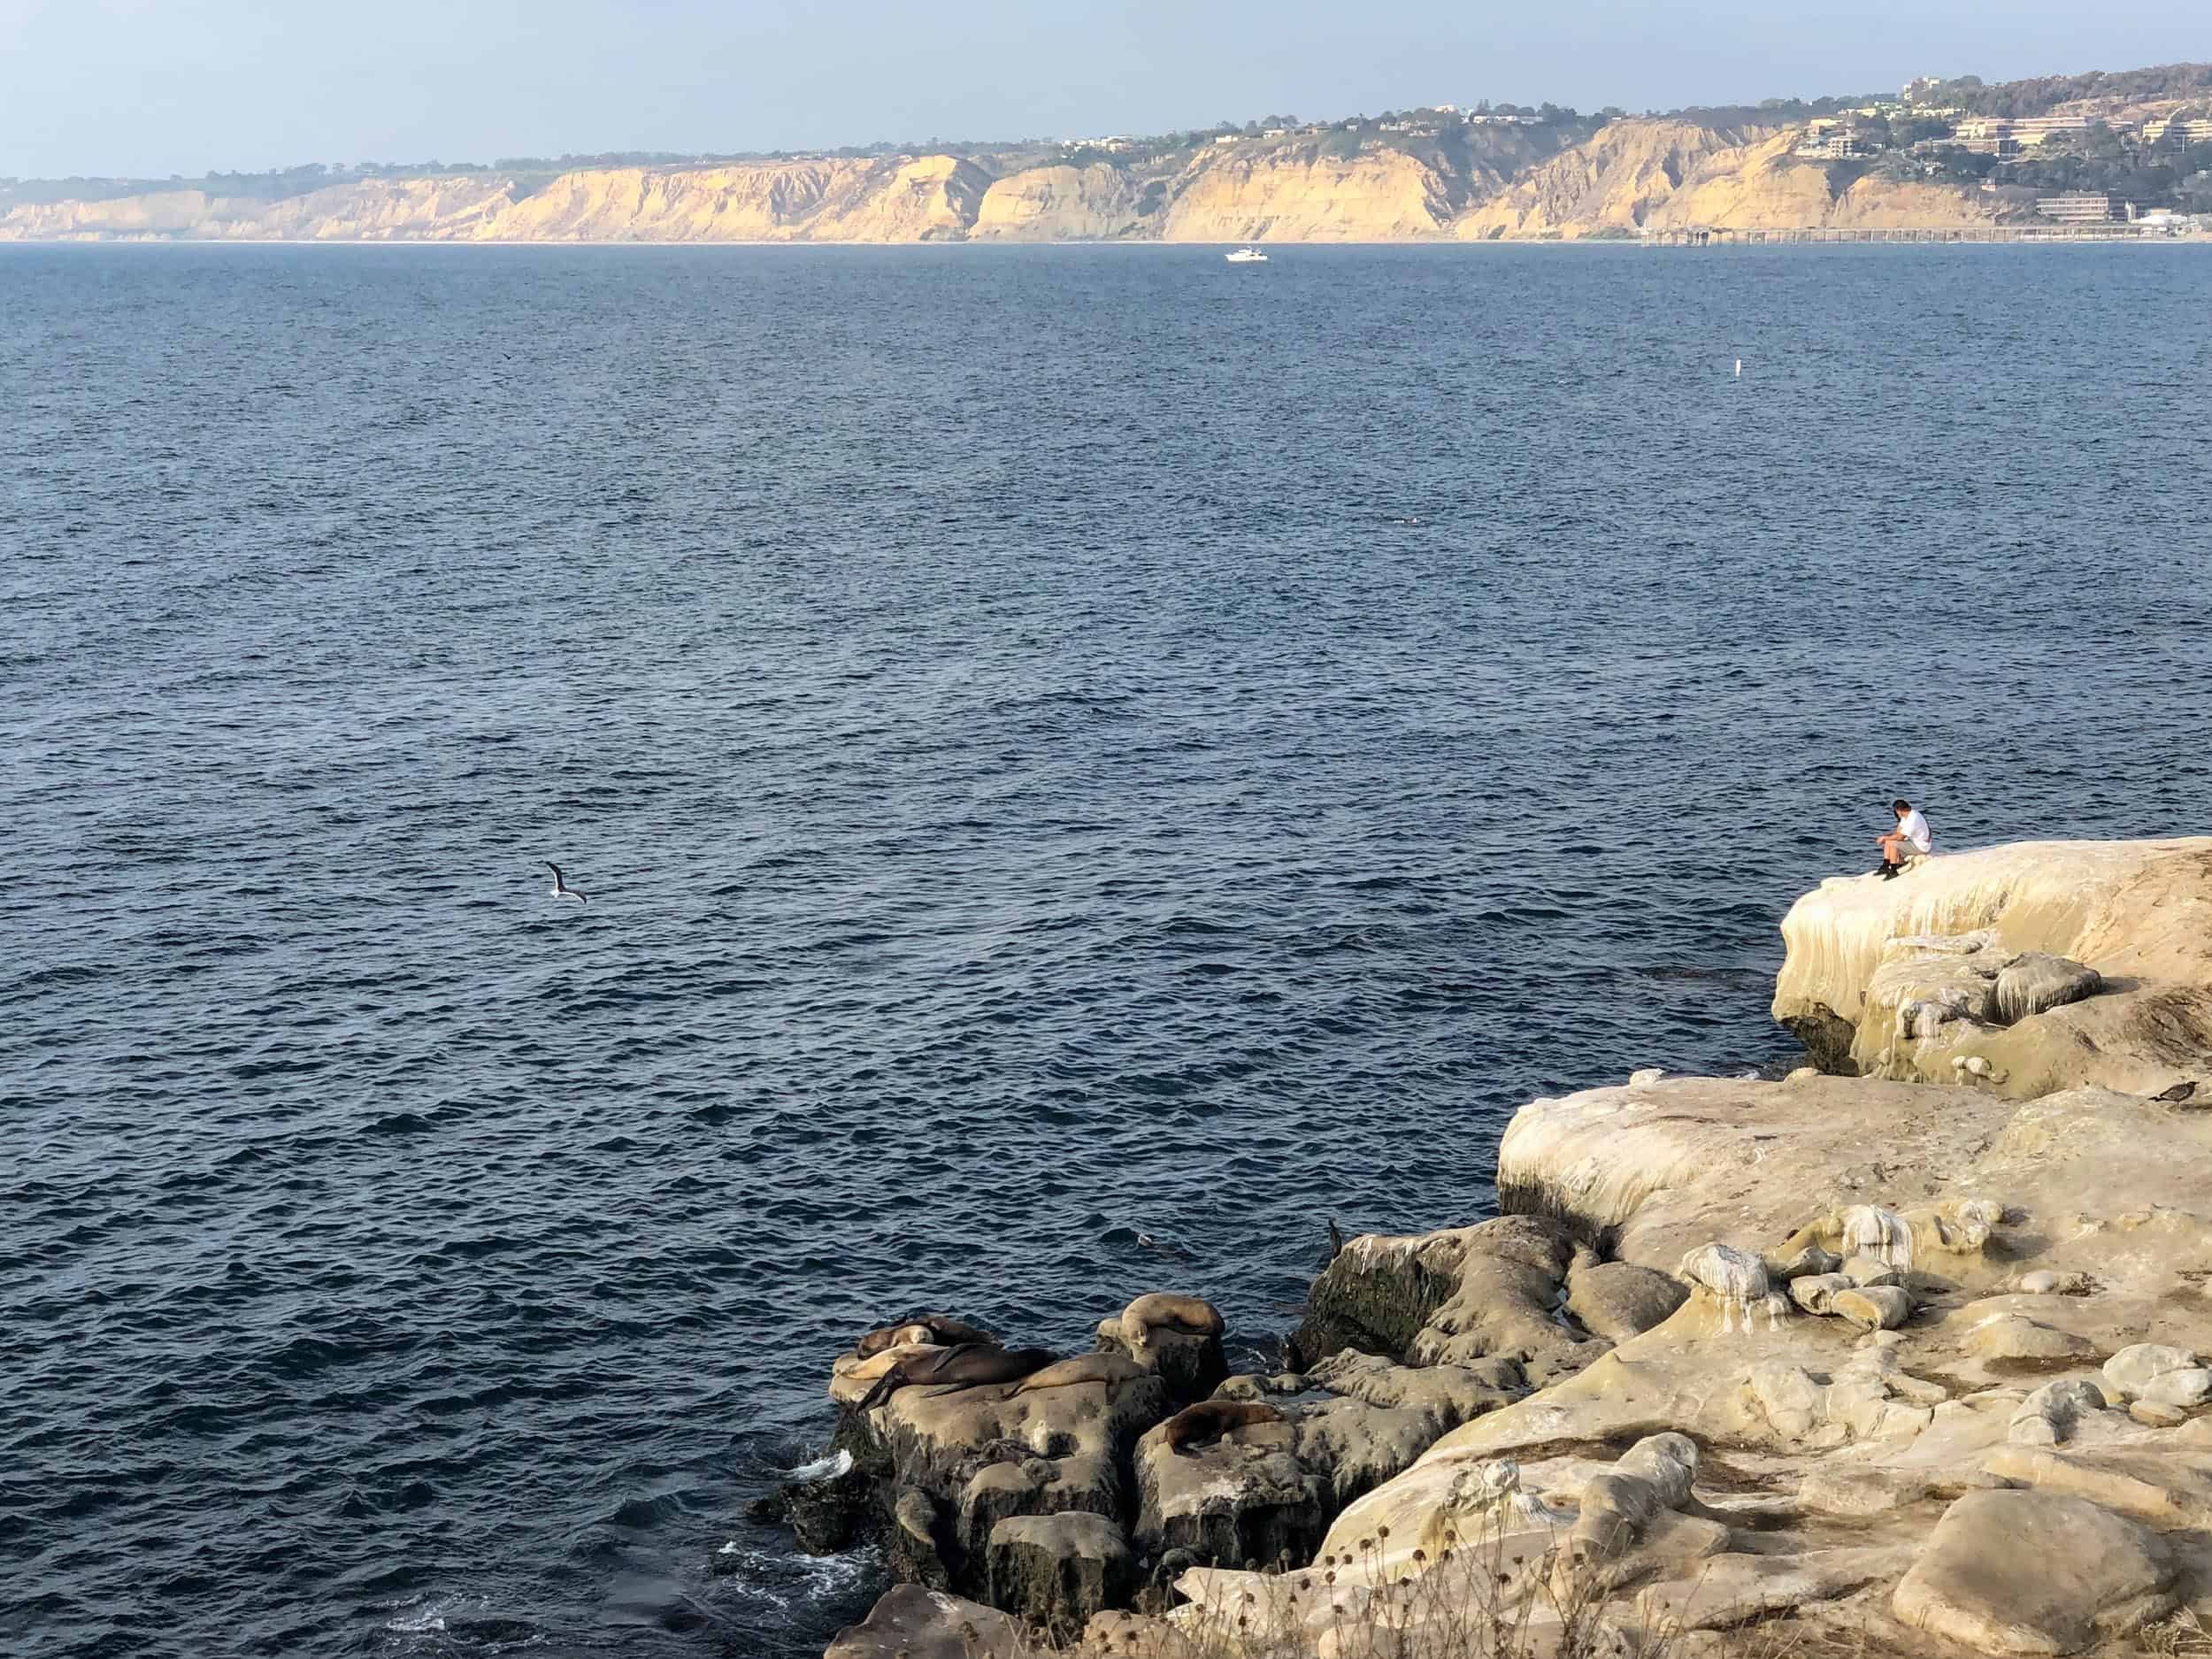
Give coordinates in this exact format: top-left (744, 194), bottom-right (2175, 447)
top-left (1157, 147), bottom-right (1458, 242)
top-left (1648, 130), bottom-right (2011, 232)
top-left (1451, 121), bottom-right (2013, 238)
top-left (971, 164), bottom-right (1145, 241)
top-left (1454, 119), bottom-right (1760, 238)
top-left (476, 155), bottom-right (989, 242)
top-left (0, 120), bottom-right (2022, 244)
top-left (0, 177), bottom-right (515, 241)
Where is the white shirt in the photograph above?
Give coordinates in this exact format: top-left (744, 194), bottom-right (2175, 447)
top-left (1899, 809), bottom-right (1932, 853)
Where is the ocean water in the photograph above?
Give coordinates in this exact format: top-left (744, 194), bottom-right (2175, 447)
top-left (4, 241), bottom-right (2209, 1659)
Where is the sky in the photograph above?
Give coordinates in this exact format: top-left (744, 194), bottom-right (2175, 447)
top-left (0, 0), bottom-right (2203, 180)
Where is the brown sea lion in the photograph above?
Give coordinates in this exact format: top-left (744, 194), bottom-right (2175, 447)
top-left (1162, 1399), bottom-right (1286, 1455)
top-left (1010, 1352), bottom-right (1149, 1395)
top-left (838, 1341), bottom-right (941, 1384)
top-left (854, 1313), bottom-right (997, 1357)
top-left (854, 1343), bottom-right (1058, 1413)
top-left (1120, 1293), bottom-right (1225, 1349)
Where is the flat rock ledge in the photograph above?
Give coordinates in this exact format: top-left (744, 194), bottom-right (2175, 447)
top-left (1771, 835), bottom-right (2212, 1097)
top-left (819, 840), bottom-right (2212, 1655)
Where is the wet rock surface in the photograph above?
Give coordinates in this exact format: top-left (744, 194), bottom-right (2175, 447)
top-left (821, 1584), bottom-right (1021, 1659)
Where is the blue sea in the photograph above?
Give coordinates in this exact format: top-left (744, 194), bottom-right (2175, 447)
top-left (4, 241), bottom-right (2209, 1659)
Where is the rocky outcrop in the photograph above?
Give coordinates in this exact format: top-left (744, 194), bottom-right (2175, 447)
top-left (1279, 1048), bottom-right (2212, 1655)
top-left (806, 1279), bottom-right (1537, 1632)
top-left (818, 839), bottom-right (2212, 1655)
top-left (822, 1585), bottom-right (1021, 1659)
top-left (985, 1511), bottom-right (1133, 1628)
top-left (1133, 1404), bottom-right (1324, 1571)
top-left (1773, 838), bottom-right (2212, 1094)
top-left (1287, 1214), bottom-right (1605, 1384)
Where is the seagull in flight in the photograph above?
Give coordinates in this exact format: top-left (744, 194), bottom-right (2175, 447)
top-left (545, 862), bottom-right (588, 904)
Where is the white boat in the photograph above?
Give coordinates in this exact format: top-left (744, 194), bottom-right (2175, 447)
top-left (1225, 247), bottom-right (1268, 264)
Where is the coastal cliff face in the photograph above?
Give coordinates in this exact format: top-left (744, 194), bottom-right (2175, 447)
top-left (816, 839), bottom-right (2212, 1657)
top-left (1455, 122), bottom-right (2014, 239)
top-left (0, 119), bottom-right (2021, 244)
top-left (1157, 148), bottom-right (1458, 242)
top-left (480, 155), bottom-right (990, 242)
top-left (0, 177), bottom-right (516, 241)
top-left (1649, 130), bottom-right (2011, 232)
top-left (1455, 120), bottom-right (1763, 239)
top-left (971, 164), bottom-right (1145, 240)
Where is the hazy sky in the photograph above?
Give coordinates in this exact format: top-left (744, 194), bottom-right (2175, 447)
top-left (1, 0), bottom-right (2203, 179)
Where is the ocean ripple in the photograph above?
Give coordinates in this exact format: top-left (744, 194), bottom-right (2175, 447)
top-left (3, 240), bottom-right (2208, 1659)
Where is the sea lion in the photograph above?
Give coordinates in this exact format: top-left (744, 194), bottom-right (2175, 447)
top-left (855, 1313), bottom-right (997, 1357)
top-left (838, 1341), bottom-right (941, 1384)
top-left (1162, 1399), bottom-right (1286, 1455)
top-left (854, 1343), bottom-right (1058, 1413)
top-left (1010, 1352), bottom-right (1149, 1395)
top-left (1119, 1293), bottom-right (1225, 1350)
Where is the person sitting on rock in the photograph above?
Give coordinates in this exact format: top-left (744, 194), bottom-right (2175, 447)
top-left (1876, 798), bottom-right (1933, 879)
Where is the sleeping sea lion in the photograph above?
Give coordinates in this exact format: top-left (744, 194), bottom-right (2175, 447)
top-left (855, 1313), bottom-right (997, 1358)
top-left (839, 1341), bottom-right (941, 1384)
top-left (853, 1322), bottom-right (936, 1358)
top-left (1162, 1399), bottom-right (1286, 1455)
top-left (1119, 1293), bottom-right (1225, 1350)
top-left (1010, 1352), bottom-right (1149, 1395)
top-left (854, 1343), bottom-right (1058, 1413)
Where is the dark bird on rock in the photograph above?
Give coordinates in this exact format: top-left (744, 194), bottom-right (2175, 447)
top-left (1326, 1217), bottom-right (1346, 1263)
top-left (2155, 1081), bottom-right (2199, 1103)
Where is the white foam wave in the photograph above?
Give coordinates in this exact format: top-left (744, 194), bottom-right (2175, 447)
top-left (713, 1540), bottom-right (880, 1611)
top-left (782, 1448), bottom-right (852, 1481)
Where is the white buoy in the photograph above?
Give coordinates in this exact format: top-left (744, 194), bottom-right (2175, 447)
top-left (1734, 358), bottom-right (1742, 378)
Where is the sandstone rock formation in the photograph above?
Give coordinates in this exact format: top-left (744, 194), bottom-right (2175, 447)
top-left (1893, 1489), bottom-right (2177, 1652)
top-left (1287, 1214), bottom-right (1606, 1385)
top-left (1773, 837), bottom-right (2212, 1094)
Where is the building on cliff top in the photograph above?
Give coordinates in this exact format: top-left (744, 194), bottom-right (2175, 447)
top-left (2144, 117), bottom-right (2212, 145)
top-left (1797, 128), bottom-right (1879, 159)
top-left (1959, 115), bottom-right (2137, 149)
top-left (2037, 191), bottom-right (2118, 223)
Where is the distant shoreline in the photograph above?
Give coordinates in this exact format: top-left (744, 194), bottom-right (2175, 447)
top-left (4, 233), bottom-right (2204, 250)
